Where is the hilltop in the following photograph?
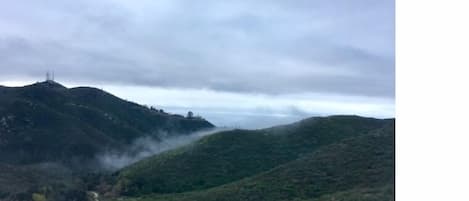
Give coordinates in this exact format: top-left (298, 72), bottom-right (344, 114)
top-left (0, 81), bottom-right (214, 166)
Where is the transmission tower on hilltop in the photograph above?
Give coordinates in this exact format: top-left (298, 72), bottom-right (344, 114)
top-left (46, 71), bottom-right (55, 82)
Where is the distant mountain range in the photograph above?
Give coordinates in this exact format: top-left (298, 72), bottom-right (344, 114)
top-left (0, 81), bottom-right (394, 201)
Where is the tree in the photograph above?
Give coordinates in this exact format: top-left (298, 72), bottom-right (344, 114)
top-left (187, 111), bottom-right (194, 119)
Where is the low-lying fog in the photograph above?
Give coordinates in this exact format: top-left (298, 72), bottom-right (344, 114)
top-left (97, 128), bottom-right (231, 170)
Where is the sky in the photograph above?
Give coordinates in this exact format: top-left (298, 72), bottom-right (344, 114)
top-left (0, 0), bottom-right (395, 129)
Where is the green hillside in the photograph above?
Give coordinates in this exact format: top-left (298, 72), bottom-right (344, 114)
top-left (0, 163), bottom-right (88, 201)
top-left (0, 81), bottom-right (214, 166)
top-left (112, 119), bottom-right (394, 201)
top-left (110, 116), bottom-right (393, 197)
top-left (0, 82), bottom-right (394, 201)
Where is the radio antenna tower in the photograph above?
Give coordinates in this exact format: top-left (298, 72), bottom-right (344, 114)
top-left (46, 71), bottom-right (55, 82)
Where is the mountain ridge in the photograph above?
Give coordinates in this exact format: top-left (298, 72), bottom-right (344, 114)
top-left (0, 81), bottom-right (394, 201)
top-left (107, 115), bottom-right (394, 199)
top-left (102, 116), bottom-right (394, 201)
top-left (0, 81), bottom-right (214, 166)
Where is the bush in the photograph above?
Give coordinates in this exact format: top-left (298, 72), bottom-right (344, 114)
top-left (32, 193), bottom-right (47, 201)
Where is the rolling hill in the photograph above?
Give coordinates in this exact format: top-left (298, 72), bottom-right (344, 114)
top-left (0, 81), bottom-right (214, 201)
top-left (131, 124), bottom-right (394, 201)
top-left (0, 82), bottom-right (394, 201)
top-left (0, 80), bottom-right (214, 166)
top-left (104, 116), bottom-right (394, 201)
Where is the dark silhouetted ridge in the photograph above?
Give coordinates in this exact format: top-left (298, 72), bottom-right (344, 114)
top-left (0, 81), bottom-right (214, 166)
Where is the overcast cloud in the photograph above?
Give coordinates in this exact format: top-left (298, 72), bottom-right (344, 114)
top-left (0, 0), bottom-right (394, 128)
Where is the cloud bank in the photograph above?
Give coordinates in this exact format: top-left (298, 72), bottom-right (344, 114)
top-left (0, 0), bottom-right (394, 128)
top-left (0, 0), bottom-right (394, 97)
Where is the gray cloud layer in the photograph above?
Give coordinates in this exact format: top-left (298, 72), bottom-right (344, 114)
top-left (0, 0), bottom-right (394, 97)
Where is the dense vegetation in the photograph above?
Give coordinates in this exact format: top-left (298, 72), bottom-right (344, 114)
top-left (0, 163), bottom-right (89, 201)
top-left (0, 81), bottom-right (214, 200)
top-left (105, 116), bottom-right (394, 201)
top-left (0, 81), bottom-right (394, 201)
top-left (0, 81), bottom-right (213, 166)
